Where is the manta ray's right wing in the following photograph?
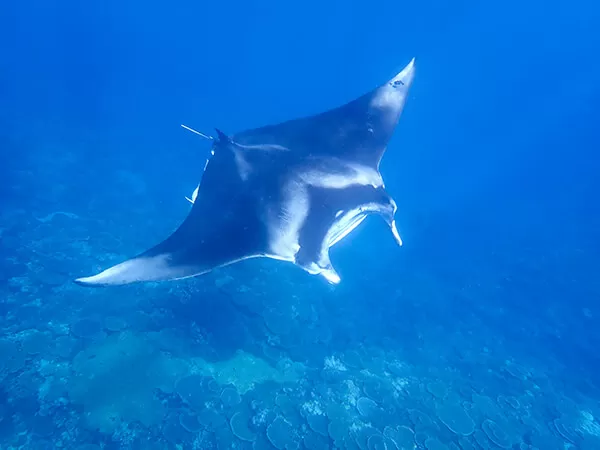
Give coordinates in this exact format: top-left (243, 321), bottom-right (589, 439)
top-left (232, 58), bottom-right (415, 169)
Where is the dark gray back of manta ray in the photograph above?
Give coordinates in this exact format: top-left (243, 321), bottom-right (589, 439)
top-left (232, 83), bottom-right (403, 169)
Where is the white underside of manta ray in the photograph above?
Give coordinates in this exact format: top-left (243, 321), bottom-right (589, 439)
top-left (75, 58), bottom-right (416, 287)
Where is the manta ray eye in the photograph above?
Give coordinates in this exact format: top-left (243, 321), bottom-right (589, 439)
top-left (393, 80), bottom-right (405, 87)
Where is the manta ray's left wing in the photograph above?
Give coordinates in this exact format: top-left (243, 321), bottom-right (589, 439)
top-left (74, 136), bottom-right (269, 286)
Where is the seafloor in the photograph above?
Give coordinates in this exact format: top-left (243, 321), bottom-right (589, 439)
top-left (1, 132), bottom-right (599, 450)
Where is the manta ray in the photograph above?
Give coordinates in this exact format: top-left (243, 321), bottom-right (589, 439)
top-left (75, 58), bottom-right (415, 287)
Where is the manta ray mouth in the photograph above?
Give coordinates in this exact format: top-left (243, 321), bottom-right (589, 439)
top-left (293, 198), bottom-right (402, 285)
top-left (304, 211), bottom-right (369, 285)
top-left (327, 210), bottom-right (369, 249)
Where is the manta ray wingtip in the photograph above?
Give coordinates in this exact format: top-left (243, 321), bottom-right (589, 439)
top-left (73, 275), bottom-right (105, 287)
top-left (392, 58), bottom-right (416, 88)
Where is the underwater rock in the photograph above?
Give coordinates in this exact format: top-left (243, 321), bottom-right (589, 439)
top-left (408, 409), bottom-right (437, 430)
top-left (252, 433), bottom-right (276, 450)
top-left (384, 425), bottom-right (416, 450)
top-left (387, 360), bottom-right (410, 377)
top-left (519, 445), bottom-right (540, 450)
top-left (52, 335), bottom-right (77, 359)
top-left (0, 339), bottom-right (26, 373)
top-left (175, 374), bottom-right (208, 410)
top-left (473, 429), bottom-right (492, 448)
top-left (551, 416), bottom-right (580, 444)
top-left (320, 355), bottom-right (348, 383)
top-left (352, 425), bottom-right (379, 449)
top-left (364, 378), bottom-right (392, 404)
top-left (367, 435), bottom-right (397, 450)
top-left (15, 371), bottom-right (38, 396)
top-left (367, 433), bottom-right (392, 450)
top-left (275, 393), bottom-right (298, 418)
top-left (424, 437), bottom-right (449, 450)
top-left (343, 434), bottom-right (361, 450)
top-left (367, 356), bottom-right (388, 374)
top-left (497, 395), bottom-right (520, 410)
top-left (328, 419), bottom-right (349, 442)
top-left (267, 416), bottom-right (297, 450)
top-left (576, 410), bottom-right (600, 444)
top-left (503, 361), bottom-right (530, 381)
top-left (30, 414), bottom-right (55, 438)
top-left (128, 311), bottom-right (153, 331)
top-left (326, 402), bottom-right (351, 440)
top-left (70, 318), bottom-right (104, 340)
top-left (481, 419), bottom-right (512, 448)
top-left (278, 328), bottom-right (303, 351)
top-left (197, 406), bottom-right (226, 430)
top-left (357, 397), bottom-right (379, 419)
top-left (264, 309), bottom-right (290, 336)
top-left (262, 343), bottom-right (283, 363)
top-left (34, 266), bottom-right (68, 287)
top-left (314, 325), bottom-right (332, 344)
top-left (220, 385), bottom-right (242, 408)
top-left (306, 413), bottom-right (329, 437)
top-left (426, 381), bottom-right (448, 399)
top-left (40, 378), bottom-right (68, 403)
top-left (471, 394), bottom-right (502, 420)
top-left (69, 331), bottom-right (187, 433)
top-left (21, 330), bottom-right (50, 355)
top-left (215, 421), bottom-right (237, 448)
top-left (179, 412), bottom-right (202, 433)
top-left (414, 431), bottom-right (429, 448)
top-left (8, 351), bottom-right (27, 374)
top-left (436, 402), bottom-right (475, 436)
top-left (304, 430), bottom-right (329, 450)
top-left (529, 429), bottom-right (566, 449)
top-left (246, 383), bottom-right (277, 424)
top-left (343, 349), bottom-right (364, 369)
top-left (459, 437), bottom-right (479, 450)
top-left (103, 316), bottom-right (128, 332)
top-left (163, 415), bottom-right (190, 445)
top-left (191, 350), bottom-right (303, 395)
top-left (30, 440), bottom-right (57, 450)
top-left (207, 377), bottom-right (221, 394)
top-left (230, 411), bottom-right (257, 442)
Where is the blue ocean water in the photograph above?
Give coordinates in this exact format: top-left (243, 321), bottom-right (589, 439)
top-left (1, 0), bottom-right (599, 448)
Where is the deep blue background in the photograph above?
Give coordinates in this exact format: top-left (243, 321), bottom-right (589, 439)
top-left (2, 0), bottom-right (600, 396)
